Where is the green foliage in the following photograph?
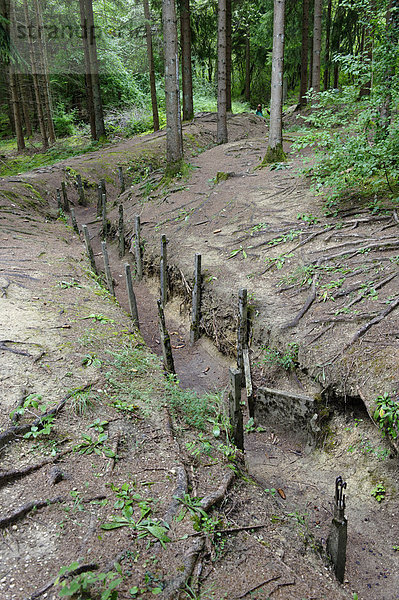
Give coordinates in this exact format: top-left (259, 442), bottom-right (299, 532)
top-left (74, 431), bottom-right (116, 458)
top-left (69, 386), bottom-right (98, 415)
top-left (55, 562), bottom-right (122, 600)
top-left (373, 393), bottom-right (399, 440)
top-left (165, 375), bottom-right (217, 431)
top-left (53, 104), bottom-right (77, 137)
top-left (260, 343), bottom-right (299, 371)
top-left (371, 483), bottom-right (386, 503)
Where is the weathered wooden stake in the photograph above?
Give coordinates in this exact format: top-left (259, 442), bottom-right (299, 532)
top-left (82, 224), bottom-right (97, 275)
top-left (160, 234), bottom-right (168, 305)
top-left (243, 348), bottom-right (254, 418)
top-left (228, 367), bottom-right (244, 451)
top-left (101, 193), bottom-right (107, 238)
top-left (61, 181), bottom-right (69, 213)
top-left (157, 299), bottom-right (175, 374)
top-left (237, 288), bottom-right (248, 387)
top-left (117, 166), bottom-right (125, 193)
top-left (124, 264), bottom-right (139, 328)
top-left (190, 253), bottom-right (202, 344)
top-left (76, 173), bottom-right (85, 205)
top-left (101, 240), bottom-right (115, 296)
top-left (134, 215), bottom-right (143, 281)
top-left (70, 207), bottom-right (79, 234)
top-left (56, 188), bottom-right (62, 211)
top-left (327, 476), bottom-right (348, 584)
top-left (118, 204), bottom-right (125, 258)
top-left (96, 184), bottom-right (102, 217)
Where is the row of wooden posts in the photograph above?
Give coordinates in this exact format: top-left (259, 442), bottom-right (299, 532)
top-left (56, 172), bottom-right (252, 453)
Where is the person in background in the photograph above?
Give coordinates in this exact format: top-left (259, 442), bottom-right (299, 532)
top-left (256, 104), bottom-right (269, 117)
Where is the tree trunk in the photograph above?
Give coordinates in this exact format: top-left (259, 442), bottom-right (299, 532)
top-left (9, 66), bottom-right (25, 151)
top-left (298, 0), bottom-right (310, 106)
top-left (217, 0), bottom-right (228, 144)
top-left (312, 0), bottom-right (323, 92)
top-left (143, 0), bottom-right (160, 130)
top-left (162, 0), bottom-right (183, 172)
top-left (323, 0), bottom-right (332, 90)
top-left (78, 0), bottom-right (96, 139)
top-left (180, 0), bottom-right (194, 121)
top-left (22, 0), bottom-right (48, 149)
top-left (263, 0), bottom-right (286, 163)
top-left (33, 0), bottom-right (55, 144)
top-left (81, 0), bottom-right (105, 139)
top-left (245, 33), bottom-right (250, 102)
top-left (19, 75), bottom-right (32, 138)
top-left (380, 0), bottom-right (399, 133)
top-left (226, 0), bottom-right (232, 111)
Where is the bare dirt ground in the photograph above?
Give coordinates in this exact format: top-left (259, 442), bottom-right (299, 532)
top-left (0, 113), bottom-right (398, 600)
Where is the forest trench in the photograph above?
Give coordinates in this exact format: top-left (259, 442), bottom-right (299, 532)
top-left (1, 114), bottom-right (399, 600)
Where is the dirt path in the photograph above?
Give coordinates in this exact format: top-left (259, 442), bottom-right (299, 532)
top-left (1, 113), bottom-right (398, 599)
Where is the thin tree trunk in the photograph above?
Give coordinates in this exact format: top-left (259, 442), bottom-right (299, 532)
top-left (217, 0), bottom-right (228, 144)
top-left (23, 0), bottom-right (48, 149)
top-left (245, 32), bottom-right (250, 102)
top-left (312, 0), bottom-right (323, 92)
top-left (33, 0), bottom-right (55, 143)
top-left (143, 0), bottom-right (160, 130)
top-left (180, 0), bottom-right (194, 121)
top-left (226, 0), bottom-right (232, 111)
top-left (263, 0), bottom-right (285, 163)
top-left (9, 66), bottom-right (25, 151)
top-left (162, 0), bottom-right (183, 172)
top-left (298, 0), bottom-right (310, 106)
top-left (79, 0), bottom-right (96, 139)
top-left (323, 0), bottom-right (332, 90)
top-left (19, 75), bottom-right (32, 137)
top-left (84, 0), bottom-right (105, 139)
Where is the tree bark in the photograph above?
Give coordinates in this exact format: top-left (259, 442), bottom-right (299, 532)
top-left (263, 0), bottom-right (285, 163)
top-left (312, 0), bottom-right (323, 92)
top-left (226, 0), bottom-right (232, 111)
top-left (19, 75), bottom-right (32, 137)
top-left (323, 0), bottom-right (332, 90)
top-left (9, 66), bottom-right (25, 151)
top-left (78, 0), bottom-right (96, 139)
top-left (144, 0), bottom-right (160, 130)
top-left (33, 0), bottom-right (55, 144)
top-left (162, 0), bottom-right (183, 172)
top-left (180, 0), bottom-right (194, 121)
top-left (245, 32), bottom-right (250, 102)
top-left (298, 0), bottom-right (310, 106)
top-left (217, 0), bottom-right (228, 144)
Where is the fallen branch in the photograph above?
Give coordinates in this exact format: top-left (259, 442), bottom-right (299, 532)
top-left (25, 562), bottom-right (99, 600)
top-left (0, 496), bottom-right (64, 529)
top-left (0, 340), bottom-right (31, 357)
top-left (0, 397), bottom-right (67, 451)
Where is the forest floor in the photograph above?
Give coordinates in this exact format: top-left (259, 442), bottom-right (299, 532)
top-left (0, 113), bottom-right (398, 600)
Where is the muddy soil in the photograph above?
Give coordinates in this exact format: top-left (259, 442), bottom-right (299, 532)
top-left (0, 113), bottom-right (398, 600)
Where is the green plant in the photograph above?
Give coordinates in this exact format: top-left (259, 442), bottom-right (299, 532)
top-left (81, 353), bottom-right (102, 368)
top-left (74, 432), bottom-right (116, 458)
top-left (228, 245), bottom-right (249, 259)
top-left (69, 386), bottom-right (98, 415)
top-left (260, 343), bottom-right (299, 371)
top-left (81, 313), bottom-right (115, 323)
top-left (264, 488), bottom-right (277, 497)
top-left (371, 483), bottom-right (386, 503)
top-left (373, 393), bottom-right (399, 440)
top-left (244, 418), bottom-right (266, 433)
top-left (58, 280), bottom-right (83, 289)
top-left (24, 415), bottom-right (55, 439)
top-left (55, 562), bottom-right (122, 599)
top-left (297, 213), bottom-right (318, 224)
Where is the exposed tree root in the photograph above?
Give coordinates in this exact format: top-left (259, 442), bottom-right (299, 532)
top-left (0, 448), bottom-right (71, 487)
top-left (163, 465), bottom-right (188, 524)
top-left (235, 575), bottom-right (281, 599)
top-left (0, 496), bottom-right (64, 529)
top-left (24, 562), bottom-right (99, 600)
top-left (282, 278), bottom-right (317, 329)
top-left (0, 397), bottom-right (67, 451)
top-left (160, 536), bottom-right (205, 600)
top-left (199, 470), bottom-right (235, 511)
top-left (10, 387), bottom-right (28, 423)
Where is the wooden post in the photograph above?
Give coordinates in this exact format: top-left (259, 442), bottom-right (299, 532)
top-left (327, 477), bottom-right (348, 583)
top-left (117, 166), bottom-right (125, 193)
top-left (61, 181), bottom-right (69, 213)
top-left (160, 234), bottom-right (168, 305)
top-left (70, 207), bottom-right (79, 234)
top-left (243, 348), bottom-right (254, 418)
top-left (82, 224), bottom-right (97, 275)
top-left (96, 184), bottom-right (102, 217)
top-left (118, 204), bottom-right (125, 258)
top-left (101, 193), bottom-right (107, 238)
top-left (237, 288), bottom-right (248, 387)
top-left (134, 216), bottom-right (143, 281)
top-left (125, 264), bottom-right (139, 328)
top-left (190, 253), bottom-right (201, 344)
top-left (101, 240), bottom-right (115, 296)
top-left (157, 299), bottom-right (175, 374)
top-left (56, 188), bottom-right (62, 211)
top-left (76, 173), bottom-right (85, 205)
top-left (228, 367), bottom-right (244, 451)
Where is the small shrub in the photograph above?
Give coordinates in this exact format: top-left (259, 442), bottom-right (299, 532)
top-left (373, 393), bottom-right (399, 440)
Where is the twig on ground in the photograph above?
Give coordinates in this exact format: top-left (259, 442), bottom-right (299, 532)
top-left (0, 496), bottom-right (64, 529)
top-left (282, 276), bottom-right (317, 329)
top-left (268, 579), bottom-right (296, 596)
top-left (235, 575), bottom-right (281, 599)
